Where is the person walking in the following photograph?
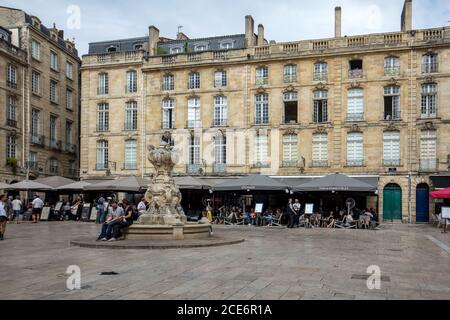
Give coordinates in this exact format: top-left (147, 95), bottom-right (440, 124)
top-left (12, 196), bottom-right (22, 224)
top-left (293, 199), bottom-right (301, 228)
top-left (287, 198), bottom-right (295, 228)
top-left (31, 195), bottom-right (44, 223)
top-left (96, 194), bottom-right (106, 224)
top-left (0, 195), bottom-right (8, 240)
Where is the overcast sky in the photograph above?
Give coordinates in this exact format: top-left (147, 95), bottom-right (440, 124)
top-left (2, 0), bottom-right (449, 55)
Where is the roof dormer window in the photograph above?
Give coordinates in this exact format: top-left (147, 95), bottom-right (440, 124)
top-left (107, 46), bottom-right (117, 53)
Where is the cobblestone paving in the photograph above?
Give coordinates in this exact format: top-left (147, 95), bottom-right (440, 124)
top-left (0, 222), bottom-right (449, 300)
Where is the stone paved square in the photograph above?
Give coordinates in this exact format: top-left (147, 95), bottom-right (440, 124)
top-left (0, 222), bottom-right (449, 300)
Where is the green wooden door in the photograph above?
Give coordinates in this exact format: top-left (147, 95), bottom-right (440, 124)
top-left (383, 184), bottom-right (402, 221)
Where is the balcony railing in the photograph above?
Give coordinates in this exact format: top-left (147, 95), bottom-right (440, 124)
top-left (97, 87), bottom-right (108, 95)
top-left (95, 163), bottom-right (108, 170)
top-left (123, 163), bottom-right (137, 170)
top-left (422, 63), bottom-right (439, 74)
top-left (255, 77), bottom-right (268, 86)
top-left (347, 113), bottom-right (364, 122)
top-left (162, 55), bottom-right (177, 64)
top-left (282, 160), bottom-right (298, 168)
top-left (213, 119), bottom-right (227, 127)
top-left (419, 159), bottom-right (438, 171)
top-left (252, 162), bottom-right (270, 168)
top-left (6, 80), bottom-right (17, 89)
top-left (6, 119), bottom-right (17, 127)
top-left (187, 164), bottom-right (202, 175)
top-left (384, 67), bottom-right (400, 77)
top-left (162, 120), bottom-right (175, 129)
top-left (313, 72), bottom-right (328, 82)
top-left (349, 69), bottom-right (363, 79)
top-left (31, 134), bottom-right (45, 146)
top-left (27, 161), bottom-right (38, 171)
top-left (65, 144), bottom-right (77, 154)
top-left (187, 53), bottom-right (201, 62)
top-left (383, 159), bottom-right (401, 166)
top-left (124, 122), bottom-right (137, 131)
top-left (49, 140), bottom-right (61, 150)
top-left (284, 75), bottom-right (297, 83)
top-left (186, 120), bottom-right (202, 129)
top-left (213, 51), bottom-right (228, 60)
top-left (311, 160), bottom-right (328, 168)
top-left (347, 160), bottom-right (364, 167)
top-left (213, 163), bottom-right (227, 174)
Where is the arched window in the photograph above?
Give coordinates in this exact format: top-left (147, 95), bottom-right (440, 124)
top-left (96, 140), bottom-right (109, 170)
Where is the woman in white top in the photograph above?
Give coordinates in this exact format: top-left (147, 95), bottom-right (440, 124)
top-left (0, 194), bottom-right (8, 240)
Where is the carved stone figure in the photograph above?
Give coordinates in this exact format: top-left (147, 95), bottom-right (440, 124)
top-left (139, 139), bottom-right (186, 226)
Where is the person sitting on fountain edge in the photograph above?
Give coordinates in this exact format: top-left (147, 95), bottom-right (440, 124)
top-left (97, 201), bottom-right (124, 241)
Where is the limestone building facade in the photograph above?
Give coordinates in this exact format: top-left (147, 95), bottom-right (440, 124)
top-left (0, 6), bottom-right (81, 183)
top-left (81, 0), bottom-right (450, 223)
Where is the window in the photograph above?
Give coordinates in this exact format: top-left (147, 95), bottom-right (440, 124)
top-left (195, 45), bottom-right (207, 52)
top-left (124, 140), bottom-right (137, 170)
top-left (313, 90), bottom-right (328, 123)
top-left (422, 53), bottom-right (438, 74)
top-left (385, 57), bottom-right (400, 76)
top-left (31, 108), bottom-right (40, 141)
top-left (347, 88), bottom-right (364, 121)
top-left (255, 134), bottom-right (268, 166)
top-left (282, 135), bottom-right (298, 167)
top-left (7, 64), bottom-right (17, 88)
top-left (50, 51), bottom-right (58, 71)
top-left (187, 98), bottom-right (201, 128)
top-left (6, 96), bottom-right (16, 127)
top-left (256, 67), bottom-right (268, 85)
top-left (29, 152), bottom-right (37, 169)
top-left (220, 42), bottom-right (233, 50)
top-left (420, 130), bottom-right (437, 171)
top-left (421, 84), bottom-right (437, 118)
top-left (98, 73), bottom-right (109, 95)
top-left (96, 140), bottom-right (109, 170)
top-left (347, 132), bottom-right (363, 166)
top-left (97, 103), bottom-right (109, 132)
top-left (188, 72), bottom-right (200, 89)
top-left (349, 59), bottom-right (363, 79)
top-left (313, 62), bottom-right (328, 81)
top-left (6, 135), bottom-right (16, 159)
top-left (162, 99), bottom-right (175, 129)
top-left (163, 74), bottom-right (174, 91)
top-left (383, 131), bottom-right (400, 166)
top-left (384, 86), bottom-right (401, 120)
top-left (124, 101), bottom-right (138, 131)
top-left (31, 71), bottom-right (40, 94)
top-left (66, 88), bottom-right (73, 110)
top-left (255, 94), bottom-right (269, 125)
top-left (214, 96), bottom-right (228, 126)
top-left (107, 46), bottom-right (117, 53)
top-left (31, 40), bottom-right (40, 60)
top-left (188, 136), bottom-right (201, 165)
top-left (170, 47), bottom-right (182, 54)
top-left (312, 133), bottom-right (328, 167)
top-left (126, 70), bottom-right (137, 93)
top-left (50, 80), bottom-right (58, 103)
top-left (283, 91), bottom-right (298, 124)
top-left (49, 159), bottom-right (58, 174)
top-left (284, 64), bottom-right (297, 83)
top-left (50, 115), bottom-right (57, 144)
top-left (134, 44), bottom-right (143, 50)
top-left (214, 134), bottom-right (227, 166)
top-left (65, 62), bottom-right (73, 79)
top-left (65, 121), bottom-right (72, 145)
top-left (214, 70), bottom-right (227, 87)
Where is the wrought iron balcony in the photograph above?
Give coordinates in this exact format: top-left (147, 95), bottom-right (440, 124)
top-left (347, 160), bottom-right (364, 167)
top-left (186, 120), bottom-right (202, 129)
top-left (187, 164), bottom-right (202, 175)
top-left (282, 160), bottom-right (298, 168)
top-left (384, 67), bottom-right (400, 77)
top-left (95, 163), bottom-right (108, 171)
top-left (162, 120), bottom-right (175, 129)
top-left (97, 87), bottom-right (109, 95)
top-left (349, 69), bottom-right (363, 79)
top-left (122, 163), bottom-right (137, 170)
top-left (31, 134), bottom-right (45, 146)
top-left (124, 122), bottom-right (137, 131)
top-left (419, 159), bottom-right (438, 172)
top-left (383, 159), bottom-right (401, 166)
top-left (213, 163), bottom-right (227, 174)
top-left (6, 119), bottom-right (17, 127)
top-left (255, 77), bottom-right (268, 86)
top-left (253, 162), bottom-right (270, 168)
top-left (347, 113), bottom-right (364, 122)
top-left (311, 160), bottom-right (328, 168)
top-left (284, 75), bottom-right (297, 83)
top-left (65, 144), bottom-right (77, 154)
top-left (6, 80), bottom-right (17, 89)
top-left (313, 72), bottom-right (328, 82)
top-left (49, 140), bottom-right (61, 150)
top-left (213, 119), bottom-right (227, 127)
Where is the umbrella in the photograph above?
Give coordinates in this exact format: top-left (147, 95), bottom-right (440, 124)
top-left (35, 176), bottom-right (75, 188)
top-left (8, 180), bottom-right (53, 191)
top-left (174, 176), bottom-right (213, 190)
top-left (56, 181), bottom-right (92, 192)
top-left (294, 174), bottom-right (377, 192)
top-left (0, 182), bottom-right (10, 190)
top-left (84, 176), bottom-right (150, 192)
top-left (213, 174), bottom-right (288, 192)
top-left (430, 187), bottom-right (450, 199)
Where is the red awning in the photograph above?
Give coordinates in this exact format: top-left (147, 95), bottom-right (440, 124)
top-left (430, 188), bottom-right (450, 199)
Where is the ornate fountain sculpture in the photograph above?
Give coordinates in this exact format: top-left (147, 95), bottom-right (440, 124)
top-left (139, 137), bottom-right (187, 226)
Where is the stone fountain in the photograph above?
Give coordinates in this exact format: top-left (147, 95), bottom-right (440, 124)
top-left (124, 138), bottom-right (211, 240)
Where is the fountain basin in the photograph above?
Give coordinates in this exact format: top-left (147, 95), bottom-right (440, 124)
top-left (124, 223), bottom-right (212, 240)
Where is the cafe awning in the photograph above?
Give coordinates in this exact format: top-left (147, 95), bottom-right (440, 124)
top-left (174, 176), bottom-right (213, 190)
top-left (0, 182), bottom-right (11, 190)
top-left (84, 176), bottom-right (150, 192)
top-left (293, 174), bottom-right (377, 192)
top-left (430, 187), bottom-right (450, 199)
top-left (213, 174), bottom-right (288, 192)
top-left (35, 176), bottom-right (75, 188)
top-left (56, 181), bottom-right (92, 192)
top-left (8, 180), bottom-right (53, 191)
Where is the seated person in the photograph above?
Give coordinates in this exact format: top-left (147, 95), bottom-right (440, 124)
top-left (326, 211), bottom-right (336, 228)
top-left (62, 202), bottom-right (71, 221)
top-left (111, 199), bottom-right (134, 241)
top-left (97, 201), bottom-right (124, 241)
top-left (311, 212), bottom-right (320, 227)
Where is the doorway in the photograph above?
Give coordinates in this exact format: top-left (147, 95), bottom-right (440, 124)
top-left (416, 183), bottom-right (430, 223)
top-left (383, 184), bottom-right (402, 221)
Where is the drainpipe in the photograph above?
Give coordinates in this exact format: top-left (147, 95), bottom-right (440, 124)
top-left (140, 71), bottom-right (146, 178)
top-left (408, 41), bottom-right (414, 224)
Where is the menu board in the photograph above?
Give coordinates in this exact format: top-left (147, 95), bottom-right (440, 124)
top-left (40, 207), bottom-right (51, 220)
top-left (90, 207), bottom-right (98, 221)
top-left (442, 207), bottom-right (450, 219)
top-left (81, 203), bottom-right (91, 221)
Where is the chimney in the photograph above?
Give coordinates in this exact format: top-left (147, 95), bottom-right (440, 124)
top-left (401, 0), bottom-right (412, 32)
top-left (257, 24), bottom-right (265, 46)
top-left (148, 26), bottom-right (160, 56)
top-left (245, 15), bottom-right (255, 47)
top-left (335, 7), bottom-right (342, 38)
